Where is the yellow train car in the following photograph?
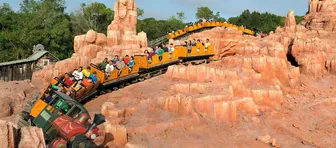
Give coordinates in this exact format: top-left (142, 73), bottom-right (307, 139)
top-left (166, 21), bottom-right (255, 39)
top-left (23, 44), bottom-right (215, 122)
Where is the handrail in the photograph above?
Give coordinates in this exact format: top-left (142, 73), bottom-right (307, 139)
top-left (147, 21), bottom-right (254, 48)
top-left (165, 21), bottom-right (254, 40)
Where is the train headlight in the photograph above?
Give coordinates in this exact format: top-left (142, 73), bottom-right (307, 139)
top-left (90, 134), bottom-right (97, 140)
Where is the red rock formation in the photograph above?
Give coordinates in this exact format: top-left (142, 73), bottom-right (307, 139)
top-left (285, 10), bottom-right (297, 32)
top-left (0, 121), bottom-right (18, 148)
top-left (305, 0), bottom-right (336, 31)
top-left (103, 124), bottom-right (128, 147)
top-left (18, 127), bottom-right (46, 148)
top-left (33, 0), bottom-right (148, 84)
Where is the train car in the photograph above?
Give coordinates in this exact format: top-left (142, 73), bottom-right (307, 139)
top-left (166, 21), bottom-right (254, 40)
top-left (30, 44), bottom-right (215, 103)
top-left (19, 44), bottom-right (214, 144)
top-left (19, 91), bottom-right (106, 147)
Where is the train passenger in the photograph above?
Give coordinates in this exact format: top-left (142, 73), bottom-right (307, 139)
top-left (124, 55), bottom-right (130, 65)
top-left (192, 39), bottom-right (197, 46)
top-left (154, 46), bottom-right (159, 54)
top-left (168, 43), bottom-right (175, 58)
top-left (89, 71), bottom-right (98, 84)
top-left (197, 39), bottom-right (201, 52)
top-left (187, 40), bottom-right (192, 53)
top-left (128, 56), bottom-right (135, 72)
top-left (82, 66), bottom-right (91, 78)
top-left (63, 73), bottom-right (75, 87)
top-left (144, 49), bottom-right (154, 63)
top-left (45, 94), bottom-right (53, 104)
top-left (57, 83), bottom-right (65, 93)
top-left (116, 58), bottom-right (126, 76)
top-left (72, 67), bottom-right (84, 81)
top-left (81, 79), bottom-right (92, 87)
top-left (205, 39), bottom-right (211, 52)
top-left (162, 43), bottom-right (169, 52)
top-left (72, 67), bottom-right (84, 88)
top-left (113, 55), bottom-right (119, 63)
top-left (105, 60), bottom-right (114, 78)
top-left (100, 58), bottom-right (108, 70)
top-left (157, 46), bottom-right (165, 61)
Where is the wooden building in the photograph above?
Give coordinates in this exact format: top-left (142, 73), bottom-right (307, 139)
top-left (0, 44), bottom-right (59, 81)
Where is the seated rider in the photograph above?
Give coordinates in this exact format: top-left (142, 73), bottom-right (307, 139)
top-left (105, 60), bottom-right (114, 78)
top-left (63, 73), bottom-right (75, 87)
top-left (157, 46), bottom-right (165, 61)
top-left (187, 40), bottom-right (192, 53)
top-left (128, 56), bottom-right (135, 72)
top-left (144, 49), bottom-right (155, 63)
top-left (100, 58), bottom-right (108, 70)
top-left (89, 71), bottom-right (98, 84)
top-left (72, 67), bottom-right (84, 87)
top-left (191, 39), bottom-right (197, 46)
top-left (116, 58), bottom-right (126, 76)
top-left (162, 43), bottom-right (169, 52)
top-left (168, 43), bottom-right (175, 58)
top-left (205, 38), bottom-right (211, 51)
top-left (113, 55), bottom-right (119, 63)
top-left (196, 39), bottom-right (201, 52)
top-left (82, 66), bottom-right (91, 78)
top-left (124, 55), bottom-right (130, 65)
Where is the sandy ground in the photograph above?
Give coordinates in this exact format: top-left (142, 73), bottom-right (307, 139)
top-left (0, 80), bottom-right (40, 122)
top-left (82, 74), bottom-right (336, 148)
top-left (0, 69), bottom-right (335, 148)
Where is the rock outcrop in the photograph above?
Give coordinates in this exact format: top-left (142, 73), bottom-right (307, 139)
top-left (18, 127), bottom-right (46, 148)
top-left (0, 121), bottom-right (18, 148)
top-left (305, 0), bottom-right (336, 31)
top-left (33, 0), bottom-right (148, 84)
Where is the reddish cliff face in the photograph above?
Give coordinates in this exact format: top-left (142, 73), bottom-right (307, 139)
top-left (306, 0), bottom-right (336, 31)
top-left (33, 0), bottom-right (148, 85)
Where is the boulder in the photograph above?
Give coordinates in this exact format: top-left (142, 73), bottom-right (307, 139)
top-left (86, 30), bottom-right (97, 43)
top-left (104, 124), bottom-right (128, 147)
top-left (284, 10), bottom-right (297, 32)
top-left (95, 33), bottom-right (107, 46)
top-left (18, 127), bottom-right (46, 148)
top-left (0, 120), bottom-right (18, 148)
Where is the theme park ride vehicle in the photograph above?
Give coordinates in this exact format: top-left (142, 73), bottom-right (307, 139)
top-left (19, 91), bottom-right (105, 148)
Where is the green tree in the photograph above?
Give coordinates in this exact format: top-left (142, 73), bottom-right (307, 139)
top-left (136, 16), bottom-right (185, 41)
top-left (228, 9), bottom-right (286, 34)
top-left (70, 2), bottom-right (114, 35)
top-left (137, 8), bottom-right (144, 17)
top-left (213, 11), bottom-right (226, 22)
top-left (295, 16), bottom-right (304, 24)
top-left (176, 12), bottom-right (185, 21)
top-left (0, 0), bottom-right (73, 62)
top-left (196, 6), bottom-right (213, 20)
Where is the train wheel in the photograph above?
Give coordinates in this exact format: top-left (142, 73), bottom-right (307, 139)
top-left (113, 87), bottom-right (118, 91)
top-left (138, 78), bottom-right (144, 82)
top-left (131, 79), bottom-right (138, 83)
top-left (145, 74), bottom-right (151, 79)
top-left (68, 135), bottom-right (98, 148)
